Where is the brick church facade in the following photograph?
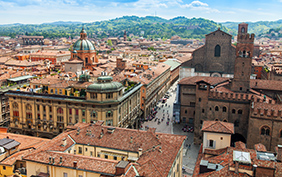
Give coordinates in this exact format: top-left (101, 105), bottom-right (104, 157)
top-left (176, 23), bottom-right (282, 151)
top-left (182, 28), bottom-right (236, 76)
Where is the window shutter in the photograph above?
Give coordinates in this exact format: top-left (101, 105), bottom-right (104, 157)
top-left (213, 141), bottom-right (216, 149)
top-left (207, 140), bottom-right (209, 148)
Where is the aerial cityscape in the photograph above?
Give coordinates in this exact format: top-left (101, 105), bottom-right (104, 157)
top-left (0, 0), bottom-right (282, 177)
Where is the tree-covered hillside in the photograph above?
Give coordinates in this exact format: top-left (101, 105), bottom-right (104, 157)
top-left (222, 20), bottom-right (282, 36)
top-left (0, 16), bottom-right (231, 40)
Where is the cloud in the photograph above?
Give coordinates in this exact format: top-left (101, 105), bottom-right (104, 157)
top-left (180, 0), bottom-right (208, 8)
top-left (179, 0), bottom-right (219, 13)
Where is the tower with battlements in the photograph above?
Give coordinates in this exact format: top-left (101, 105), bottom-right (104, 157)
top-left (231, 23), bottom-right (255, 92)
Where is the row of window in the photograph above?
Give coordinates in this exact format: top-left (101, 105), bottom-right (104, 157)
top-left (259, 125), bottom-right (282, 137)
top-left (211, 106), bottom-right (243, 114)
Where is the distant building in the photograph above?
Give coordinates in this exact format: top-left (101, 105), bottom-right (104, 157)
top-left (20, 36), bottom-right (44, 45)
top-left (70, 27), bottom-right (98, 69)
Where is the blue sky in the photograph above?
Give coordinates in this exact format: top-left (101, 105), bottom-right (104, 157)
top-left (0, 0), bottom-right (281, 24)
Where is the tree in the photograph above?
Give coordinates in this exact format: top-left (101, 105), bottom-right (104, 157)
top-left (107, 39), bottom-right (113, 46)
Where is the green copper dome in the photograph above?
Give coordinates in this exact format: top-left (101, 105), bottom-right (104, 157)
top-left (72, 27), bottom-right (95, 51)
top-left (73, 39), bottom-right (95, 51)
top-left (87, 76), bottom-right (123, 92)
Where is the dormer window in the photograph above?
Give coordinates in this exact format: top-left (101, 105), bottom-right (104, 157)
top-left (90, 93), bottom-right (97, 99)
top-left (106, 93), bottom-right (113, 99)
top-left (199, 84), bottom-right (207, 90)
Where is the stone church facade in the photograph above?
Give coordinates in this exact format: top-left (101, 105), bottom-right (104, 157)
top-left (183, 28), bottom-right (236, 77)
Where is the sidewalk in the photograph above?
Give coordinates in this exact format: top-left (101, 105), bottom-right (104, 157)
top-left (173, 122), bottom-right (200, 176)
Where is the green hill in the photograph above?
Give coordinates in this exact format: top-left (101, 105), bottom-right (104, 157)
top-left (222, 20), bottom-right (282, 36)
top-left (0, 16), bottom-right (231, 40)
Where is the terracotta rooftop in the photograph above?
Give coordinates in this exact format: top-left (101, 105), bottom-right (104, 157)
top-left (179, 76), bottom-right (229, 86)
top-left (201, 121), bottom-right (234, 134)
top-left (25, 123), bottom-right (185, 177)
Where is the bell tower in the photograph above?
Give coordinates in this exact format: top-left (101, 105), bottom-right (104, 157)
top-left (231, 23), bottom-right (254, 92)
top-left (124, 30), bottom-right (127, 41)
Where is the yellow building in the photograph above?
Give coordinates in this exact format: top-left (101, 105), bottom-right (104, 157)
top-left (7, 76), bottom-right (142, 138)
top-left (0, 132), bottom-right (49, 177)
top-left (22, 122), bottom-right (186, 177)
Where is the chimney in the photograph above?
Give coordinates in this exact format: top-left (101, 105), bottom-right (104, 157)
top-left (115, 161), bottom-right (129, 176)
top-left (138, 148), bottom-right (143, 157)
top-left (235, 161), bottom-right (239, 174)
top-left (73, 161), bottom-right (77, 168)
top-left (107, 127), bottom-right (115, 134)
top-left (158, 146), bottom-right (162, 153)
top-left (49, 157), bottom-right (52, 164)
top-left (277, 145), bottom-right (282, 162)
top-left (62, 138), bottom-right (67, 146)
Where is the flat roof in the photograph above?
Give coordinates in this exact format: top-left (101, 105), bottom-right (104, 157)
top-left (7, 75), bottom-right (34, 82)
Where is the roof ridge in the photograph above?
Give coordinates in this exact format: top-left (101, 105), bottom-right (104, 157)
top-left (218, 121), bottom-right (233, 134)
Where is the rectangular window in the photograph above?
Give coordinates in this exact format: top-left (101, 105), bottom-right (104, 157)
top-left (105, 155), bottom-right (108, 159)
top-left (114, 156), bottom-right (117, 160)
top-left (69, 109), bottom-right (72, 114)
top-left (106, 93), bottom-right (113, 99)
top-left (82, 110), bottom-right (85, 116)
top-left (90, 151), bottom-right (93, 156)
top-left (3, 166), bottom-right (6, 170)
top-left (63, 172), bottom-right (67, 177)
top-left (78, 147), bottom-right (82, 154)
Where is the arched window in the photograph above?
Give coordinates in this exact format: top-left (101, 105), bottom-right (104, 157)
top-left (238, 110), bottom-right (243, 114)
top-left (26, 104), bottom-right (32, 111)
top-left (232, 109), bottom-right (236, 114)
top-left (215, 106), bottom-right (219, 111)
top-left (223, 120), bottom-right (227, 122)
top-left (57, 108), bottom-right (63, 114)
top-left (260, 126), bottom-right (270, 136)
top-left (234, 120), bottom-right (239, 127)
top-left (214, 45), bottom-right (221, 57)
top-left (91, 111), bottom-right (96, 118)
top-left (223, 107), bottom-right (227, 112)
top-left (241, 27), bottom-right (245, 33)
top-left (106, 111), bottom-right (113, 118)
top-left (57, 107), bottom-right (64, 122)
top-left (13, 102), bottom-right (19, 109)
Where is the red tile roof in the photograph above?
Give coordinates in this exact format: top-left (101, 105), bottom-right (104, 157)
top-left (201, 121), bottom-right (234, 134)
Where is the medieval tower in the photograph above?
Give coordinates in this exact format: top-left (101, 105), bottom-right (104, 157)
top-left (231, 23), bottom-right (254, 92)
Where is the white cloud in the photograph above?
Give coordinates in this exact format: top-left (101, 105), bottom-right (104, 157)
top-left (180, 0), bottom-right (208, 8)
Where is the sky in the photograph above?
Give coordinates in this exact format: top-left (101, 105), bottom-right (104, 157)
top-left (0, 0), bottom-right (282, 24)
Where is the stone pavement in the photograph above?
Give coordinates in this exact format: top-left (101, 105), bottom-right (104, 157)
top-left (140, 81), bottom-right (200, 176)
top-left (173, 123), bottom-right (200, 176)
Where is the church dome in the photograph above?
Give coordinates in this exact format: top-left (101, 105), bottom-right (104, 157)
top-left (73, 39), bottom-right (95, 51)
top-left (87, 76), bottom-right (123, 93)
top-left (72, 27), bottom-right (95, 51)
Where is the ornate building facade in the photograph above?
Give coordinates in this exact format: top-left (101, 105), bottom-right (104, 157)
top-left (7, 76), bottom-right (142, 138)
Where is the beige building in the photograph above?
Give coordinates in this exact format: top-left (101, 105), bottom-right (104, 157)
top-left (7, 76), bottom-right (142, 138)
top-left (22, 122), bottom-right (186, 177)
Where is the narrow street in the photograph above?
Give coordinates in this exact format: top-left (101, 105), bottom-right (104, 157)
top-left (141, 80), bottom-right (200, 177)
